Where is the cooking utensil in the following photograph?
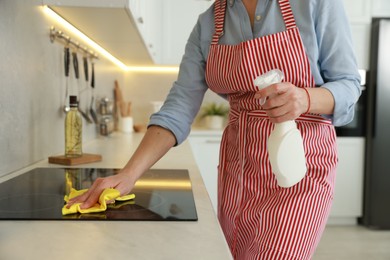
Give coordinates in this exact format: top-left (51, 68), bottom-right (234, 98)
top-left (83, 56), bottom-right (89, 82)
top-left (114, 81), bottom-right (132, 117)
top-left (72, 52), bottom-right (92, 123)
top-left (83, 56), bottom-right (97, 124)
top-left (114, 80), bottom-right (123, 130)
top-left (89, 61), bottom-right (98, 124)
top-left (63, 46), bottom-right (70, 113)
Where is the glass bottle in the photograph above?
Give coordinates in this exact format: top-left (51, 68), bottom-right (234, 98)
top-left (65, 95), bottom-right (82, 157)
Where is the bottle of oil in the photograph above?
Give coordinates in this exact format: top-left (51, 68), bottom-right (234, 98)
top-left (65, 95), bottom-right (82, 157)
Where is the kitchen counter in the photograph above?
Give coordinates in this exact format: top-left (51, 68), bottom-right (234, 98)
top-left (0, 133), bottom-right (233, 260)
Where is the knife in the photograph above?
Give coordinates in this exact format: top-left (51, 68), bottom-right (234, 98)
top-left (63, 46), bottom-right (70, 113)
top-left (89, 61), bottom-right (98, 124)
top-left (72, 51), bottom-right (92, 123)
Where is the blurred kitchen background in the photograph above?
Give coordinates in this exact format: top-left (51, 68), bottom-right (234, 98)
top-left (1, 0), bottom-right (390, 240)
top-left (1, 0), bottom-right (390, 258)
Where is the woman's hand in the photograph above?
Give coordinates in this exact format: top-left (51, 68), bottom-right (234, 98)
top-left (254, 82), bottom-right (309, 123)
top-left (66, 172), bottom-right (136, 209)
top-left (66, 125), bottom-right (176, 210)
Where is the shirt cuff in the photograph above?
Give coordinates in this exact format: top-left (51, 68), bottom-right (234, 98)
top-left (321, 79), bottom-right (361, 127)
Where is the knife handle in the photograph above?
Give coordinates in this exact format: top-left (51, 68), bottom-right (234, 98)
top-left (64, 47), bottom-right (70, 77)
top-left (91, 62), bottom-right (95, 88)
top-left (83, 56), bottom-right (89, 82)
top-left (72, 52), bottom-right (79, 79)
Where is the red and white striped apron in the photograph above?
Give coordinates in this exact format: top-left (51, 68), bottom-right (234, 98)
top-left (205, 0), bottom-right (338, 259)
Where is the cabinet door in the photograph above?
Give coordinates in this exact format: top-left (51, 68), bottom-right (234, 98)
top-left (350, 24), bottom-right (371, 69)
top-left (129, 0), bottom-right (212, 64)
top-left (330, 137), bottom-right (365, 219)
top-left (343, 0), bottom-right (371, 23)
top-left (129, 0), bottom-right (163, 63)
top-left (160, 0), bottom-right (213, 65)
top-left (190, 135), bottom-right (365, 220)
top-left (189, 134), bottom-right (221, 213)
top-left (372, 0), bottom-right (390, 17)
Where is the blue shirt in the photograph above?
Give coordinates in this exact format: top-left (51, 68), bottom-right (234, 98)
top-left (149, 0), bottom-right (361, 145)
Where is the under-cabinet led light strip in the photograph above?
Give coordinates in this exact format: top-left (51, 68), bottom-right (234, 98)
top-left (126, 66), bottom-right (179, 73)
top-left (43, 5), bottom-right (179, 73)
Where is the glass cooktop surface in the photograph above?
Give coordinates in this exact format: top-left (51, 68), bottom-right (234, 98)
top-left (0, 168), bottom-right (197, 221)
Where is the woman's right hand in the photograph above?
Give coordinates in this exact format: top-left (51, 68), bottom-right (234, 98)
top-left (66, 171), bottom-right (136, 209)
top-left (66, 125), bottom-right (177, 210)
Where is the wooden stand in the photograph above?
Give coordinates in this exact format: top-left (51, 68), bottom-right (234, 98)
top-left (48, 153), bottom-right (102, 166)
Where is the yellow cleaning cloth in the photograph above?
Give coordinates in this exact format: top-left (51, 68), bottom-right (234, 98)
top-left (62, 188), bottom-right (135, 215)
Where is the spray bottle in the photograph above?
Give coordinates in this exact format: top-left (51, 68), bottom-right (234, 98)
top-left (254, 69), bottom-right (307, 188)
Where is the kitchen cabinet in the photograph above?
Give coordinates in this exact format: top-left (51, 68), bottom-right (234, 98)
top-left (44, 1), bottom-right (375, 67)
top-left (128, 0), bottom-right (163, 63)
top-left (372, 0), bottom-right (390, 17)
top-left (341, 0), bottom-right (372, 69)
top-left (189, 132), bottom-right (365, 224)
top-left (343, 0), bottom-right (371, 23)
top-left (42, 0), bottom-right (128, 8)
top-left (131, 0), bottom-right (213, 65)
top-left (350, 24), bottom-right (371, 69)
top-left (189, 130), bottom-right (222, 213)
top-left (43, 0), bottom-right (212, 66)
top-left (159, 0), bottom-right (213, 65)
top-left (329, 137), bottom-right (365, 224)
top-left (43, 0), bottom-right (154, 66)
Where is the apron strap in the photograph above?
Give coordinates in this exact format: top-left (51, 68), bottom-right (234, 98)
top-left (211, 0), bottom-right (298, 45)
top-left (278, 0), bottom-right (297, 30)
top-left (211, 0), bottom-right (227, 45)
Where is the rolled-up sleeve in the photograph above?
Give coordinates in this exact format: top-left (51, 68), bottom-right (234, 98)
top-left (315, 0), bottom-right (361, 126)
top-left (148, 20), bottom-right (208, 145)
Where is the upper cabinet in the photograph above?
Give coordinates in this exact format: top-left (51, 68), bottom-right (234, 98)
top-left (371, 0), bottom-right (390, 17)
top-left (343, 0), bottom-right (371, 23)
top-left (43, 0), bottom-right (154, 66)
top-left (128, 0), bottom-right (162, 64)
top-left (159, 0), bottom-right (212, 65)
top-left (43, 0), bottom-right (213, 66)
top-left (342, 0), bottom-right (390, 69)
top-left (129, 0), bottom-right (212, 65)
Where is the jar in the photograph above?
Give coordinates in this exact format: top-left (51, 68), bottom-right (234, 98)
top-left (98, 98), bottom-right (114, 115)
top-left (99, 116), bottom-right (114, 136)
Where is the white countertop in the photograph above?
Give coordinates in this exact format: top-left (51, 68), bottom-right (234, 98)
top-left (0, 133), bottom-right (232, 260)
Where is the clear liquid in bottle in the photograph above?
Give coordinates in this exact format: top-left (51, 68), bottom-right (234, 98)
top-left (65, 95), bottom-right (82, 157)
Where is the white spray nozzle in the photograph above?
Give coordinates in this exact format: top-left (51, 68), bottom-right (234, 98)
top-left (253, 69), bottom-right (285, 105)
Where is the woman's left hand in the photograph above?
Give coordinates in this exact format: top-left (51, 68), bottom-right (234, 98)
top-left (254, 82), bottom-right (309, 123)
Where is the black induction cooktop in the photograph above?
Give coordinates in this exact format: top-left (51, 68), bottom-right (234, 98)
top-left (0, 168), bottom-right (198, 221)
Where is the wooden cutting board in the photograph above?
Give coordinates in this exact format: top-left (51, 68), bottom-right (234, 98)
top-left (48, 153), bottom-right (102, 166)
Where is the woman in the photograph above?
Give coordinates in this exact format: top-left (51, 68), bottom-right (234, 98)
top-left (68, 0), bottom-right (361, 258)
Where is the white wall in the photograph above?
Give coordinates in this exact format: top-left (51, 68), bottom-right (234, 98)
top-left (122, 71), bottom-right (225, 126)
top-left (0, 0), bottom-right (123, 177)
